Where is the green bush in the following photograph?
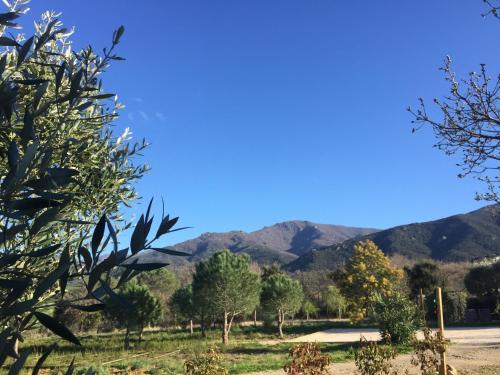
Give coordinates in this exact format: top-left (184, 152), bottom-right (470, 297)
top-left (374, 292), bottom-right (421, 344)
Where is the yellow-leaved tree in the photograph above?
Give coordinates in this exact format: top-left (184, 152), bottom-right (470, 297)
top-left (336, 240), bottom-right (403, 322)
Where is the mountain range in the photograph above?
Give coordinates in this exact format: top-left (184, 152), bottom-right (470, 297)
top-left (140, 204), bottom-right (499, 270)
top-left (141, 221), bottom-right (377, 266)
top-left (287, 204), bottom-right (499, 271)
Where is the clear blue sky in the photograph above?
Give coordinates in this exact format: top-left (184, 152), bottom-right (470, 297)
top-left (22, 1), bottom-right (497, 244)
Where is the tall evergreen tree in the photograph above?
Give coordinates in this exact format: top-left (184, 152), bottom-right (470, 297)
top-left (192, 249), bottom-right (261, 345)
top-left (261, 273), bottom-right (303, 337)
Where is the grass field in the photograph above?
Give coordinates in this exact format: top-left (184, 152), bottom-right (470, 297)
top-left (3, 321), bottom-right (365, 374)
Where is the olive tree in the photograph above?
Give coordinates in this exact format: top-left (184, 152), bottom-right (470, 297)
top-left (261, 273), bottom-right (303, 338)
top-left (0, 3), bottom-right (188, 369)
top-left (192, 250), bottom-right (261, 345)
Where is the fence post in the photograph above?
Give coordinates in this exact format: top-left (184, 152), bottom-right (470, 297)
top-left (437, 287), bottom-right (448, 375)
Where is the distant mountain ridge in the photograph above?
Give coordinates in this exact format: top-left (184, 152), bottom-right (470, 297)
top-left (137, 204), bottom-right (499, 269)
top-left (140, 221), bottom-right (378, 266)
top-left (287, 204), bottom-right (500, 271)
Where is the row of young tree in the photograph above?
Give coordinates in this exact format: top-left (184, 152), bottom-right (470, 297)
top-left (176, 240), bottom-right (497, 345)
top-left (168, 249), bottom-right (304, 345)
top-left (54, 239), bottom-right (498, 348)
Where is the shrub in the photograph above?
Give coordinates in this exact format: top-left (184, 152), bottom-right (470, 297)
top-left (284, 342), bottom-right (331, 375)
top-left (354, 337), bottom-right (398, 375)
top-left (374, 292), bottom-right (421, 344)
top-left (184, 347), bottom-right (228, 375)
top-left (443, 291), bottom-right (467, 323)
top-left (411, 328), bottom-right (448, 375)
top-left (129, 359), bottom-right (147, 370)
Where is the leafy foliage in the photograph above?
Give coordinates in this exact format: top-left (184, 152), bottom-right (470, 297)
top-left (261, 273), bottom-right (303, 337)
top-left (103, 281), bottom-right (162, 347)
top-left (0, 2), bottom-right (187, 369)
top-left (54, 299), bottom-right (102, 333)
top-left (184, 347), bottom-right (228, 375)
top-left (442, 291), bottom-right (467, 323)
top-left (464, 262), bottom-right (500, 299)
top-left (374, 292), bottom-right (421, 344)
top-left (296, 270), bottom-right (333, 311)
top-left (323, 285), bottom-right (346, 319)
top-left (283, 342), bottom-right (332, 375)
top-left (335, 240), bottom-right (403, 322)
top-left (301, 300), bottom-right (318, 320)
top-left (170, 284), bottom-right (195, 328)
top-left (354, 337), bottom-right (399, 375)
top-left (192, 249), bottom-right (261, 344)
top-left (405, 262), bottom-right (441, 299)
top-left (137, 268), bottom-right (180, 325)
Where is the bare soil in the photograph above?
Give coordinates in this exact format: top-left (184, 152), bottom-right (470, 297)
top-left (247, 327), bottom-right (500, 375)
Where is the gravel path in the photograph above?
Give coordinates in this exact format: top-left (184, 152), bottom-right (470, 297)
top-left (287, 326), bottom-right (500, 345)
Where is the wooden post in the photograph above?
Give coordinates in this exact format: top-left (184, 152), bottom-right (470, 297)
top-left (436, 287), bottom-right (448, 375)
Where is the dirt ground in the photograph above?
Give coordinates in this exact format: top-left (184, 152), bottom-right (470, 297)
top-left (247, 327), bottom-right (500, 375)
top-left (245, 345), bottom-right (500, 375)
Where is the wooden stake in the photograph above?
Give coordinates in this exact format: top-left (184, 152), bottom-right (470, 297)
top-left (436, 287), bottom-right (448, 375)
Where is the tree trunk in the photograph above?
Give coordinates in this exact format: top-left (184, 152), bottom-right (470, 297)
top-left (338, 307), bottom-right (342, 320)
top-left (306, 311), bottom-right (309, 321)
top-left (200, 311), bottom-right (206, 337)
top-left (189, 319), bottom-right (194, 335)
top-left (0, 337), bottom-right (17, 364)
top-left (278, 309), bottom-right (284, 338)
top-left (222, 311), bottom-right (229, 345)
top-left (254, 309), bottom-right (257, 327)
top-left (138, 326), bottom-right (144, 342)
top-left (124, 326), bottom-right (130, 350)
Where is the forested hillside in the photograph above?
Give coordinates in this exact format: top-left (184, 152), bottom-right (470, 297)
top-left (287, 204), bottom-right (499, 271)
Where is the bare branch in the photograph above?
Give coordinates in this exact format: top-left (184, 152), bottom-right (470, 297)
top-left (408, 56), bottom-right (500, 202)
